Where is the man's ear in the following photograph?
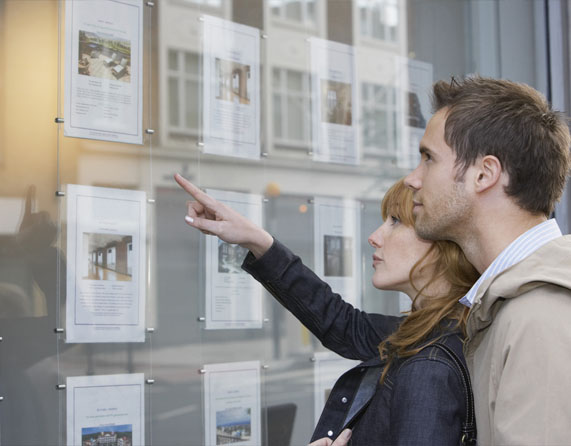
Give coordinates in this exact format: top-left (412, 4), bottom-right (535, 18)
top-left (474, 155), bottom-right (502, 193)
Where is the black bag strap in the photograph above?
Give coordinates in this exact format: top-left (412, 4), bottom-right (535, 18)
top-left (421, 342), bottom-right (477, 446)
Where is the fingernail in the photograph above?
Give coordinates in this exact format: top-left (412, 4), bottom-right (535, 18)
top-left (185, 216), bottom-right (194, 224)
top-left (340, 429), bottom-right (352, 441)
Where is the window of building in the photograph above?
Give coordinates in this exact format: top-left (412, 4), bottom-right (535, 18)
top-left (167, 49), bottom-right (200, 137)
top-left (180, 0), bottom-right (222, 8)
top-left (270, 0), bottom-right (316, 25)
top-left (361, 82), bottom-right (398, 157)
top-left (272, 67), bottom-right (312, 148)
top-left (359, 0), bottom-right (399, 43)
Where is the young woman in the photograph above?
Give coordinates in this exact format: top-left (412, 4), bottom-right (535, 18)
top-left (174, 174), bottom-right (479, 446)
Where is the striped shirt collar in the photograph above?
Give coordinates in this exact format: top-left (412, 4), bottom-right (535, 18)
top-left (460, 218), bottom-right (562, 307)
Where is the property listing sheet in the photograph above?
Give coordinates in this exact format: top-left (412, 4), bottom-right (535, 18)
top-left (397, 57), bottom-right (433, 169)
top-left (66, 373), bottom-right (144, 446)
top-left (66, 185), bottom-right (146, 343)
top-left (205, 189), bottom-right (263, 329)
top-left (64, 0), bottom-right (143, 144)
top-left (202, 15), bottom-right (261, 160)
top-left (313, 197), bottom-right (361, 308)
top-left (313, 352), bottom-right (359, 426)
top-left (203, 361), bottom-right (261, 446)
top-left (310, 38), bottom-right (359, 165)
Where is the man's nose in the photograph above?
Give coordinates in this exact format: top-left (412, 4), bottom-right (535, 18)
top-left (404, 168), bottom-right (421, 191)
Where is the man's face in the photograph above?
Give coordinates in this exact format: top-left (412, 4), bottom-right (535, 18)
top-left (404, 109), bottom-right (472, 241)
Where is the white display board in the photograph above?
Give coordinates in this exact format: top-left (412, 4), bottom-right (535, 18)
top-left (397, 57), bottom-right (433, 169)
top-left (204, 189), bottom-right (263, 329)
top-left (66, 185), bottom-right (146, 343)
top-left (310, 38), bottom-right (359, 165)
top-left (313, 197), bottom-right (361, 308)
top-left (202, 15), bottom-right (261, 160)
top-left (203, 361), bottom-right (261, 446)
top-left (64, 0), bottom-right (143, 144)
top-left (313, 352), bottom-right (359, 426)
top-left (66, 373), bottom-right (144, 446)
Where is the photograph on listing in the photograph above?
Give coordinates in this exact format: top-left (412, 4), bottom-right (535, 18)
top-left (64, 0), bottom-right (143, 144)
top-left (202, 15), bottom-right (261, 160)
top-left (203, 361), bottom-right (261, 446)
top-left (310, 38), bottom-right (359, 165)
top-left (314, 197), bottom-right (361, 308)
top-left (66, 184), bottom-right (146, 343)
top-left (67, 374), bottom-right (143, 446)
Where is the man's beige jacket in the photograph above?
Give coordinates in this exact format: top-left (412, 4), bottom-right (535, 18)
top-left (464, 235), bottom-right (571, 446)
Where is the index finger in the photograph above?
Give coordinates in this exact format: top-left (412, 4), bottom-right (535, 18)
top-left (174, 173), bottom-right (218, 208)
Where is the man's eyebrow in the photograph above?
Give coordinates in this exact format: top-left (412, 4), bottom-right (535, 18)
top-left (419, 146), bottom-right (433, 156)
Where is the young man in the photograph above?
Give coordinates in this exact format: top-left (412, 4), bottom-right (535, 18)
top-left (404, 77), bottom-right (571, 445)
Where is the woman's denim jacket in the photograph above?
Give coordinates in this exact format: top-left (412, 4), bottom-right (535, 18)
top-left (243, 239), bottom-right (468, 446)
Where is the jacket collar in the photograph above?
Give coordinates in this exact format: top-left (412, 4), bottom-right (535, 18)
top-left (466, 235), bottom-right (571, 339)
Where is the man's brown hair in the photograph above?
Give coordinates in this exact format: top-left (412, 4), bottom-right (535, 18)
top-left (432, 76), bottom-right (571, 216)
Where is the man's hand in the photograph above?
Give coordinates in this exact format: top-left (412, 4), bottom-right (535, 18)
top-left (174, 173), bottom-right (273, 258)
top-left (308, 429), bottom-right (352, 446)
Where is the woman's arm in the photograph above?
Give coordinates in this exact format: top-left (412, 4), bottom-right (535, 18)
top-left (175, 174), bottom-right (402, 360)
top-left (243, 239), bottom-right (402, 360)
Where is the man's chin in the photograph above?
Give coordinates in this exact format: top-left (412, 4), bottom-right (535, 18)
top-left (413, 219), bottom-right (440, 241)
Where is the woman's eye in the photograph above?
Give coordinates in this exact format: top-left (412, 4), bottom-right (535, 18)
top-left (390, 215), bottom-right (400, 225)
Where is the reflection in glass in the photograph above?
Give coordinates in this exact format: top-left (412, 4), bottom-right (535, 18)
top-left (285, 0), bottom-right (302, 21)
top-left (361, 83), bottom-right (398, 155)
top-left (273, 94), bottom-right (283, 139)
top-left (287, 96), bottom-right (304, 140)
top-left (359, 0), bottom-right (399, 43)
top-left (270, 0), bottom-right (315, 24)
top-left (169, 77), bottom-right (180, 127)
top-left (273, 68), bottom-right (311, 146)
top-left (185, 79), bottom-right (199, 129)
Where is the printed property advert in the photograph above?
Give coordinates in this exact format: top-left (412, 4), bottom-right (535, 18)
top-left (203, 361), bottom-right (261, 446)
top-left (202, 15), bottom-right (261, 159)
top-left (205, 189), bottom-right (263, 329)
top-left (310, 38), bottom-right (358, 165)
top-left (313, 352), bottom-right (359, 426)
top-left (67, 373), bottom-right (144, 446)
top-left (66, 185), bottom-right (146, 343)
top-left (397, 57), bottom-right (433, 169)
top-left (64, 0), bottom-right (143, 144)
top-left (313, 197), bottom-right (361, 308)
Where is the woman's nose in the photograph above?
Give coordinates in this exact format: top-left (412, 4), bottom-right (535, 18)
top-left (368, 228), bottom-right (382, 247)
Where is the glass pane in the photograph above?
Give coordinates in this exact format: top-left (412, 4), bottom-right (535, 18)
top-left (372, 6), bottom-right (384, 40)
top-left (168, 77), bottom-right (179, 126)
top-left (184, 52), bottom-right (199, 75)
top-left (307, 0), bottom-right (316, 23)
top-left (185, 79), bottom-right (199, 129)
top-left (269, 0), bottom-right (282, 17)
top-left (285, 0), bottom-right (302, 21)
top-left (272, 68), bottom-right (281, 88)
top-left (287, 96), bottom-right (304, 140)
top-left (286, 70), bottom-right (303, 92)
top-left (383, 2), bottom-right (399, 27)
top-left (168, 49), bottom-right (178, 71)
top-left (359, 5), bottom-right (368, 36)
top-left (273, 94), bottom-right (282, 138)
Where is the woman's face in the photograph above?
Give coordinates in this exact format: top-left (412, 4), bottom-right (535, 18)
top-left (368, 214), bottom-right (434, 298)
